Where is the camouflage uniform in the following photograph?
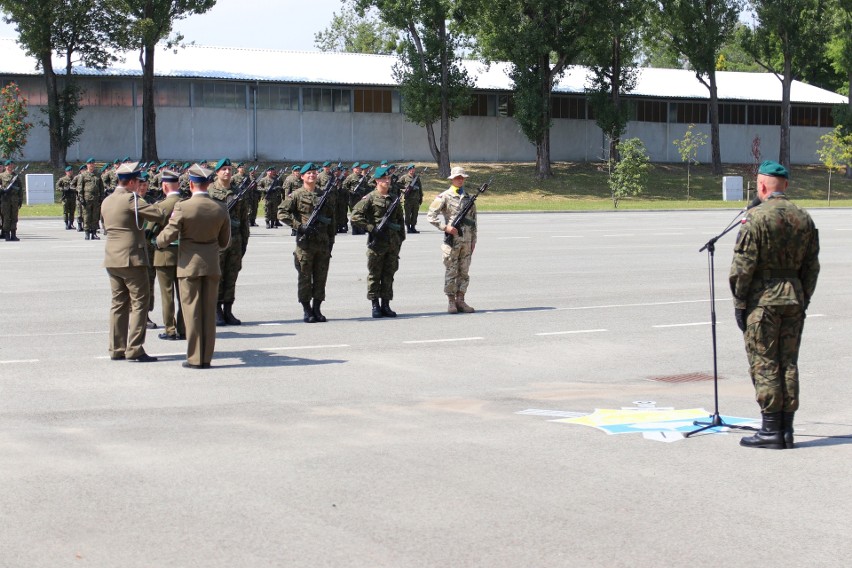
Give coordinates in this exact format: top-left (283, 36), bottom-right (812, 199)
top-left (101, 166), bottom-right (118, 197)
top-left (210, 179), bottom-right (250, 306)
top-left (730, 193), bottom-right (820, 415)
top-left (278, 186), bottom-right (336, 304)
top-left (351, 189), bottom-right (406, 300)
top-left (257, 173), bottom-right (283, 229)
top-left (56, 172), bottom-right (76, 229)
top-left (427, 186), bottom-right (477, 297)
top-left (282, 172), bottom-right (302, 199)
top-left (78, 169), bottom-right (103, 237)
top-left (343, 172), bottom-right (374, 235)
top-left (0, 169), bottom-right (23, 239)
top-left (398, 170), bottom-right (423, 232)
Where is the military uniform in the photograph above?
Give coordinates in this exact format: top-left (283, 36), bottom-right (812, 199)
top-left (398, 166), bottom-right (423, 233)
top-left (278, 163), bottom-right (336, 323)
top-left (427, 167), bottom-right (477, 314)
top-left (343, 168), bottom-right (373, 235)
top-left (282, 170), bottom-right (302, 198)
top-left (78, 165), bottom-right (104, 239)
top-left (257, 171), bottom-right (283, 229)
top-left (152, 190), bottom-right (185, 340)
top-left (729, 161), bottom-right (820, 449)
top-left (351, 172), bottom-right (406, 317)
top-left (157, 165), bottom-right (231, 368)
top-left (57, 169), bottom-right (77, 230)
top-left (209, 160), bottom-right (250, 325)
top-left (0, 164), bottom-right (24, 241)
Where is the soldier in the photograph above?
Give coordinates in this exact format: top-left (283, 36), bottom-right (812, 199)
top-left (257, 167), bottom-right (283, 229)
top-left (56, 166), bottom-right (76, 230)
top-left (278, 162), bottom-right (336, 323)
top-left (335, 164), bottom-right (350, 233)
top-left (72, 164), bottom-right (86, 232)
top-left (209, 158), bottom-right (251, 326)
top-left (398, 164), bottom-right (423, 233)
top-left (178, 162), bottom-right (191, 196)
top-left (0, 160), bottom-right (24, 241)
top-left (151, 169), bottom-right (185, 341)
top-left (427, 166), bottom-right (477, 314)
top-left (101, 162), bottom-right (167, 362)
top-left (101, 159), bottom-right (119, 197)
top-left (157, 164), bottom-right (231, 369)
top-left (730, 160), bottom-right (820, 450)
top-left (246, 166), bottom-right (260, 227)
top-left (351, 165), bottom-right (406, 318)
top-left (344, 163), bottom-right (374, 235)
top-left (317, 161), bottom-right (333, 188)
top-left (78, 158), bottom-right (104, 240)
top-left (231, 162), bottom-right (247, 187)
top-left (282, 165), bottom-right (303, 234)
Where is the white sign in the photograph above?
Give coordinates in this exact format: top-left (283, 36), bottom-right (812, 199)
top-left (722, 176), bottom-right (743, 202)
top-left (26, 173), bottom-right (54, 205)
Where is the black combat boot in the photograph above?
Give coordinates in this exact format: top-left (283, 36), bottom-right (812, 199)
top-left (9, 231), bottom-right (19, 242)
top-left (410, 225), bottom-right (419, 234)
top-left (265, 219), bottom-right (271, 229)
top-left (312, 299), bottom-right (327, 323)
top-left (0, 230), bottom-right (6, 240)
top-left (85, 231), bottom-right (91, 241)
top-left (371, 299), bottom-right (383, 318)
top-left (77, 221), bottom-right (83, 232)
top-left (740, 412), bottom-right (785, 449)
top-left (380, 299), bottom-right (397, 318)
top-left (302, 301), bottom-right (316, 323)
top-left (223, 302), bottom-right (241, 325)
top-left (216, 304), bottom-right (227, 326)
top-left (90, 231), bottom-right (100, 240)
top-left (783, 412), bottom-right (796, 449)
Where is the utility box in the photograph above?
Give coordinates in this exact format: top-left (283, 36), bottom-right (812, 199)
top-left (26, 174), bottom-right (54, 205)
top-left (722, 176), bottom-right (743, 202)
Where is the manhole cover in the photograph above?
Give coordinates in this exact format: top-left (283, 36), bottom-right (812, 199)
top-left (648, 372), bottom-right (720, 383)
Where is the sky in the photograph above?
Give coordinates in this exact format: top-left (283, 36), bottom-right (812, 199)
top-left (0, 0), bottom-right (345, 52)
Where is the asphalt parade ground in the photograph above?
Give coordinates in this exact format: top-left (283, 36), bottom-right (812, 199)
top-left (1, 210), bottom-right (851, 567)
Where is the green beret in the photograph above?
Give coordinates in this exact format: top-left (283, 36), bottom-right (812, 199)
top-left (266, 166), bottom-right (275, 172)
top-left (291, 164), bottom-right (300, 171)
top-left (138, 171), bottom-right (149, 181)
top-left (122, 156), bottom-right (131, 162)
top-left (360, 163), bottom-right (371, 170)
top-left (3, 159), bottom-right (12, 166)
top-left (758, 160), bottom-right (789, 179)
top-left (351, 162), bottom-right (360, 169)
top-left (373, 165), bottom-right (392, 179)
top-left (78, 165), bottom-right (86, 171)
top-left (85, 158), bottom-right (95, 164)
top-left (406, 163), bottom-right (416, 170)
top-left (182, 162), bottom-right (191, 169)
top-left (215, 158), bottom-right (231, 171)
top-left (380, 160), bottom-right (388, 165)
top-left (299, 162), bottom-right (316, 175)
top-left (322, 161), bottom-right (331, 167)
top-left (64, 166), bottom-right (73, 171)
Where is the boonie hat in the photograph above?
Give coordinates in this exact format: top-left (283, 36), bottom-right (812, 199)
top-left (447, 166), bottom-right (469, 179)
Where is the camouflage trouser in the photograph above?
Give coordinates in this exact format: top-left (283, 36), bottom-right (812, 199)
top-left (248, 191), bottom-right (259, 225)
top-left (403, 198), bottom-right (421, 227)
top-left (441, 237), bottom-right (473, 295)
top-left (218, 236), bottom-right (243, 304)
top-left (744, 304), bottom-right (806, 413)
top-left (265, 196), bottom-right (281, 223)
top-left (63, 196), bottom-right (76, 223)
top-left (366, 245), bottom-right (400, 300)
top-left (1, 198), bottom-right (19, 232)
top-left (336, 192), bottom-right (349, 229)
top-left (82, 200), bottom-right (100, 232)
top-left (293, 243), bottom-right (331, 303)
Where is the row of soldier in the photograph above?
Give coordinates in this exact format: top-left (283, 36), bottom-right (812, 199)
top-left (102, 158), bottom-right (477, 368)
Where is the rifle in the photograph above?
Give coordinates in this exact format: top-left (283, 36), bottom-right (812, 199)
top-left (227, 176), bottom-right (258, 212)
top-left (295, 174), bottom-right (337, 244)
top-left (350, 166), bottom-right (374, 198)
top-left (368, 168), bottom-right (426, 249)
top-left (444, 177), bottom-right (491, 247)
top-left (1, 164), bottom-right (28, 194)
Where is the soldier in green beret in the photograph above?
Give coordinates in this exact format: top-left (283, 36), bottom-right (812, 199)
top-left (398, 164), bottom-right (423, 233)
top-left (78, 158), bottom-right (104, 240)
top-left (257, 166), bottom-right (283, 229)
top-left (730, 160), bottom-right (820, 449)
top-left (351, 165), bottom-right (406, 318)
top-left (0, 160), bottom-right (24, 241)
top-left (57, 166), bottom-right (76, 230)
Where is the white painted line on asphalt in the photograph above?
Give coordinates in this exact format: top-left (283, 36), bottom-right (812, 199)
top-left (557, 298), bottom-right (725, 311)
top-left (263, 344), bottom-right (350, 351)
top-left (535, 329), bottom-right (607, 336)
top-left (403, 337), bottom-right (483, 344)
top-left (258, 323), bottom-right (284, 326)
top-left (808, 314), bottom-right (825, 318)
top-left (0, 330), bottom-right (107, 338)
top-left (652, 233), bottom-right (685, 236)
top-left (0, 359), bottom-right (39, 364)
top-left (652, 322), bottom-right (711, 328)
top-left (551, 235), bottom-right (584, 238)
top-left (603, 234), bottom-right (635, 237)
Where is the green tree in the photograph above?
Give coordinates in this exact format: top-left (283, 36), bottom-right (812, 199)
top-left (0, 82), bottom-right (34, 160)
top-left (716, 24), bottom-right (762, 72)
top-left (654, 0), bottom-right (742, 176)
top-left (816, 126), bottom-right (852, 204)
top-left (672, 123), bottom-right (708, 201)
top-left (314, 1), bottom-right (399, 54)
top-left (459, 0), bottom-right (590, 179)
top-left (0, 0), bottom-right (119, 167)
top-left (582, 0), bottom-right (650, 162)
top-left (609, 137), bottom-right (649, 208)
top-left (111, 0), bottom-right (217, 163)
top-left (741, 0), bottom-right (829, 171)
top-left (360, 0), bottom-right (473, 177)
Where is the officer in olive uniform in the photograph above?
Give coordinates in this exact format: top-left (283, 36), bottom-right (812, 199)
top-left (398, 164), bottom-right (423, 233)
top-left (278, 162), bottom-right (336, 323)
top-left (730, 161), bottom-right (820, 450)
top-left (57, 166), bottom-right (77, 230)
top-left (0, 160), bottom-right (24, 241)
top-left (351, 165), bottom-right (406, 318)
top-left (257, 167), bottom-right (283, 229)
top-left (209, 158), bottom-right (251, 326)
top-left (79, 158), bottom-right (104, 240)
top-left (152, 169), bottom-right (186, 341)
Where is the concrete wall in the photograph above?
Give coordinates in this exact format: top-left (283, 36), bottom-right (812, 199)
top-left (19, 104), bottom-right (835, 165)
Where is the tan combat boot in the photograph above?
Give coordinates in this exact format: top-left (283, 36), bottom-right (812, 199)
top-left (456, 292), bottom-right (475, 313)
top-left (447, 294), bottom-right (459, 314)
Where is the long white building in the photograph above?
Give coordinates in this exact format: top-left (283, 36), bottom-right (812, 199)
top-left (0, 38), bottom-right (845, 164)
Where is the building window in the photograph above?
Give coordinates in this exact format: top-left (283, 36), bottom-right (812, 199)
top-left (0, 77), bottom-right (49, 106)
top-left (672, 102), bottom-right (708, 124)
top-left (718, 103), bottom-right (746, 124)
top-left (633, 99), bottom-right (667, 123)
top-left (135, 80), bottom-right (190, 107)
top-left (80, 80), bottom-right (135, 107)
top-left (497, 94), bottom-right (514, 117)
top-left (463, 94), bottom-right (496, 117)
top-left (551, 96), bottom-right (586, 119)
top-left (302, 87), bottom-right (350, 112)
top-left (197, 81), bottom-right (246, 109)
top-left (820, 107), bottom-right (834, 128)
top-left (791, 105), bottom-right (820, 127)
top-left (354, 88), bottom-right (394, 113)
top-left (748, 104), bottom-right (781, 126)
top-left (256, 85), bottom-right (300, 110)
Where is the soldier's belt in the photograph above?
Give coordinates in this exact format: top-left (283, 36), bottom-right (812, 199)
top-left (761, 269), bottom-right (799, 279)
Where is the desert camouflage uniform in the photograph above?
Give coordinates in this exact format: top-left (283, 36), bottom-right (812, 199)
top-left (427, 186), bottom-right (477, 296)
top-left (351, 190), bottom-right (406, 300)
top-left (729, 193), bottom-right (820, 413)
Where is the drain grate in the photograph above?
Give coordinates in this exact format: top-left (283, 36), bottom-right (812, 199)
top-left (648, 372), bottom-right (720, 383)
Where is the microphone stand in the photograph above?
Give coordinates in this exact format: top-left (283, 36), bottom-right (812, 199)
top-left (686, 204), bottom-right (759, 438)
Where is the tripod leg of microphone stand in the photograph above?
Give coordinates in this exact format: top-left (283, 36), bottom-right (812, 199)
top-left (686, 413), bottom-right (758, 437)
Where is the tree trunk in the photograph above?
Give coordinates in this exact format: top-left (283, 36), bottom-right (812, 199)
top-left (41, 56), bottom-right (62, 168)
top-left (779, 57), bottom-right (792, 171)
top-left (535, 54), bottom-right (553, 179)
top-left (436, 19), bottom-right (451, 178)
top-left (708, 70), bottom-right (722, 175)
top-left (141, 43), bottom-right (159, 162)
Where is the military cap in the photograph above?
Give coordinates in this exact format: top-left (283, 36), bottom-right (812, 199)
top-left (187, 163), bottom-right (214, 183)
top-left (299, 162), bottom-right (317, 175)
top-left (447, 166), bottom-right (468, 179)
top-left (2, 159), bottom-right (12, 166)
top-left (158, 161), bottom-right (168, 169)
top-left (373, 165), bottom-right (392, 179)
top-left (322, 160), bottom-right (331, 167)
top-left (406, 163), bottom-right (416, 170)
top-left (215, 158), bottom-right (232, 171)
top-left (380, 160), bottom-right (389, 166)
top-left (64, 166), bottom-right (73, 172)
top-left (758, 160), bottom-right (789, 179)
top-left (78, 165), bottom-right (86, 171)
top-left (160, 168), bottom-right (180, 182)
top-left (122, 156), bottom-right (131, 162)
top-left (266, 166), bottom-right (275, 172)
top-left (291, 164), bottom-right (301, 171)
top-left (116, 161), bottom-right (142, 180)
top-left (139, 171), bottom-right (150, 182)
top-left (351, 162), bottom-right (360, 169)
top-left (113, 158), bottom-right (120, 164)
top-left (85, 157), bottom-right (95, 164)
top-left (360, 163), bottom-right (371, 170)
top-left (182, 162), bottom-right (191, 169)
top-left (237, 162), bottom-right (245, 167)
